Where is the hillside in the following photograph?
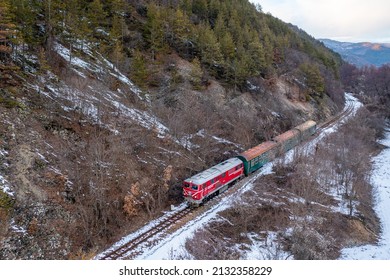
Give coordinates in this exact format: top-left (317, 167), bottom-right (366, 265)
top-left (320, 39), bottom-right (390, 67)
top-left (0, 0), bottom-right (348, 259)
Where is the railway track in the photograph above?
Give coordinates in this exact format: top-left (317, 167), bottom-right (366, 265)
top-left (318, 102), bottom-right (355, 131)
top-left (97, 98), bottom-right (357, 260)
top-left (98, 207), bottom-right (193, 260)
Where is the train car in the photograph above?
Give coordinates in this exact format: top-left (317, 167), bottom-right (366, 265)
top-left (236, 141), bottom-right (279, 176)
top-left (183, 157), bottom-right (244, 205)
top-left (273, 129), bottom-right (300, 154)
top-left (294, 120), bottom-right (317, 140)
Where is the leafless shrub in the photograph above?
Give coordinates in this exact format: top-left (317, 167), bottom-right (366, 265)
top-left (185, 228), bottom-right (240, 260)
top-left (123, 183), bottom-right (142, 217)
top-left (287, 226), bottom-right (337, 259)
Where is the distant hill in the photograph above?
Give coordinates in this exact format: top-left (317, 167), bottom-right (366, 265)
top-left (320, 39), bottom-right (390, 67)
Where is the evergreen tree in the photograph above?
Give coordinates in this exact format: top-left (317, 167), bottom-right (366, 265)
top-left (9, 0), bottom-right (37, 48)
top-left (192, 0), bottom-right (208, 20)
top-left (146, 3), bottom-right (166, 60)
top-left (197, 24), bottom-right (223, 67)
top-left (88, 0), bottom-right (107, 33)
top-left (111, 40), bottom-right (124, 70)
top-left (111, 15), bottom-right (124, 41)
top-left (300, 63), bottom-right (325, 96)
top-left (131, 49), bottom-right (148, 89)
top-left (208, 0), bottom-right (221, 23)
top-left (172, 9), bottom-right (190, 41)
top-left (190, 57), bottom-right (203, 90)
top-left (180, 0), bottom-right (192, 16)
top-left (219, 31), bottom-right (235, 61)
top-left (0, 0), bottom-right (16, 61)
top-left (214, 12), bottom-right (227, 39)
top-left (247, 32), bottom-right (266, 75)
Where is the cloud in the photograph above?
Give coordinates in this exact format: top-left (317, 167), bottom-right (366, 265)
top-left (250, 0), bottom-right (390, 42)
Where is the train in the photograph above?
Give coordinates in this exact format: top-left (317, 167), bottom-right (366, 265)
top-left (182, 120), bottom-right (317, 206)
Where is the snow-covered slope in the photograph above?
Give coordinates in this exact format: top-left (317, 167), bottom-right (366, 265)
top-left (96, 93), bottom-right (363, 260)
top-left (340, 126), bottom-right (390, 259)
top-left (28, 43), bottom-right (172, 139)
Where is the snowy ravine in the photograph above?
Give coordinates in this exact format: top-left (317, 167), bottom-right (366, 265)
top-left (340, 126), bottom-right (390, 260)
top-left (95, 93), bottom-right (362, 260)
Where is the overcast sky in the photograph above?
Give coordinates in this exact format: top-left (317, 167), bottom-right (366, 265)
top-left (249, 0), bottom-right (390, 43)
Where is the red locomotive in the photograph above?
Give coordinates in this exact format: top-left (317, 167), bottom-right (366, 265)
top-left (183, 158), bottom-right (244, 205)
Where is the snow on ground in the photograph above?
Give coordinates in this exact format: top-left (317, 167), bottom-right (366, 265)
top-left (0, 149), bottom-right (13, 197)
top-left (340, 126), bottom-right (390, 260)
top-left (28, 42), bottom-right (246, 151)
top-left (31, 42), bottom-right (239, 150)
top-left (134, 170), bottom-right (272, 260)
top-left (27, 43), bottom-right (171, 140)
top-left (54, 42), bottom-right (143, 100)
top-left (244, 232), bottom-right (291, 260)
top-left (96, 93), bottom-right (363, 260)
top-left (0, 173), bottom-right (13, 197)
top-left (94, 202), bottom-right (189, 260)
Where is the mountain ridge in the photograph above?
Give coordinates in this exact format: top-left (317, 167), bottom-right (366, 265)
top-left (320, 38), bottom-right (390, 67)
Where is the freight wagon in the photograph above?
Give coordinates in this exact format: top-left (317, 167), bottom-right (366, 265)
top-left (294, 120), bottom-right (317, 140)
top-left (273, 129), bottom-right (301, 154)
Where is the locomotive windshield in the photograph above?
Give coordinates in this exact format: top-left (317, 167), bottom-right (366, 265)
top-left (183, 182), bottom-right (198, 190)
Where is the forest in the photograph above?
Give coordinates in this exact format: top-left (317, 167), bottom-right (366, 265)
top-left (341, 63), bottom-right (390, 117)
top-left (0, 0), bottom-right (343, 92)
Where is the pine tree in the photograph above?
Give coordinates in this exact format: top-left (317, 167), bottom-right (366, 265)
top-left (38, 47), bottom-right (50, 73)
top-left (214, 12), bottom-right (227, 39)
top-left (180, 0), bottom-right (192, 16)
top-left (247, 32), bottom-right (266, 75)
top-left (219, 31), bottom-right (235, 61)
top-left (208, 0), bottom-right (221, 21)
top-left (88, 0), bottom-right (107, 33)
top-left (300, 63), bottom-right (325, 96)
top-left (111, 15), bottom-right (124, 41)
top-left (0, 0), bottom-right (15, 61)
top-left (111, 40), bottom-right (124, 70)
top-left (44, 0), bottom-right (66, 37)
top-left (192, 0), bottom-right (208, 20)
top-left (190, 57), bottom-right (203, 90)
top-left (9, 0), bottom-right (37, 48)
top-left (131, 49), bottom-right (148, 89)
top-left (197, 24), bottom-right (223, 67)
top-left (172, 9), bottom-right (190, 42)
top-left (146, 3), bottom-right (166, 60)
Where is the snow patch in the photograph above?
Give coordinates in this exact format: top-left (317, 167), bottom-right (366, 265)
top-left (244, 232), bottom-right (292, 260)
top-left (1, 149), bottom-right (13, 197)
top-left (10, 219), bottom-right (27, 235)
top-left (0, 174), bottom-right (13, 197)
top-left (340, 127), bottom-right (390, 259)
top-left (54, 42), bottom-right (143, 100)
